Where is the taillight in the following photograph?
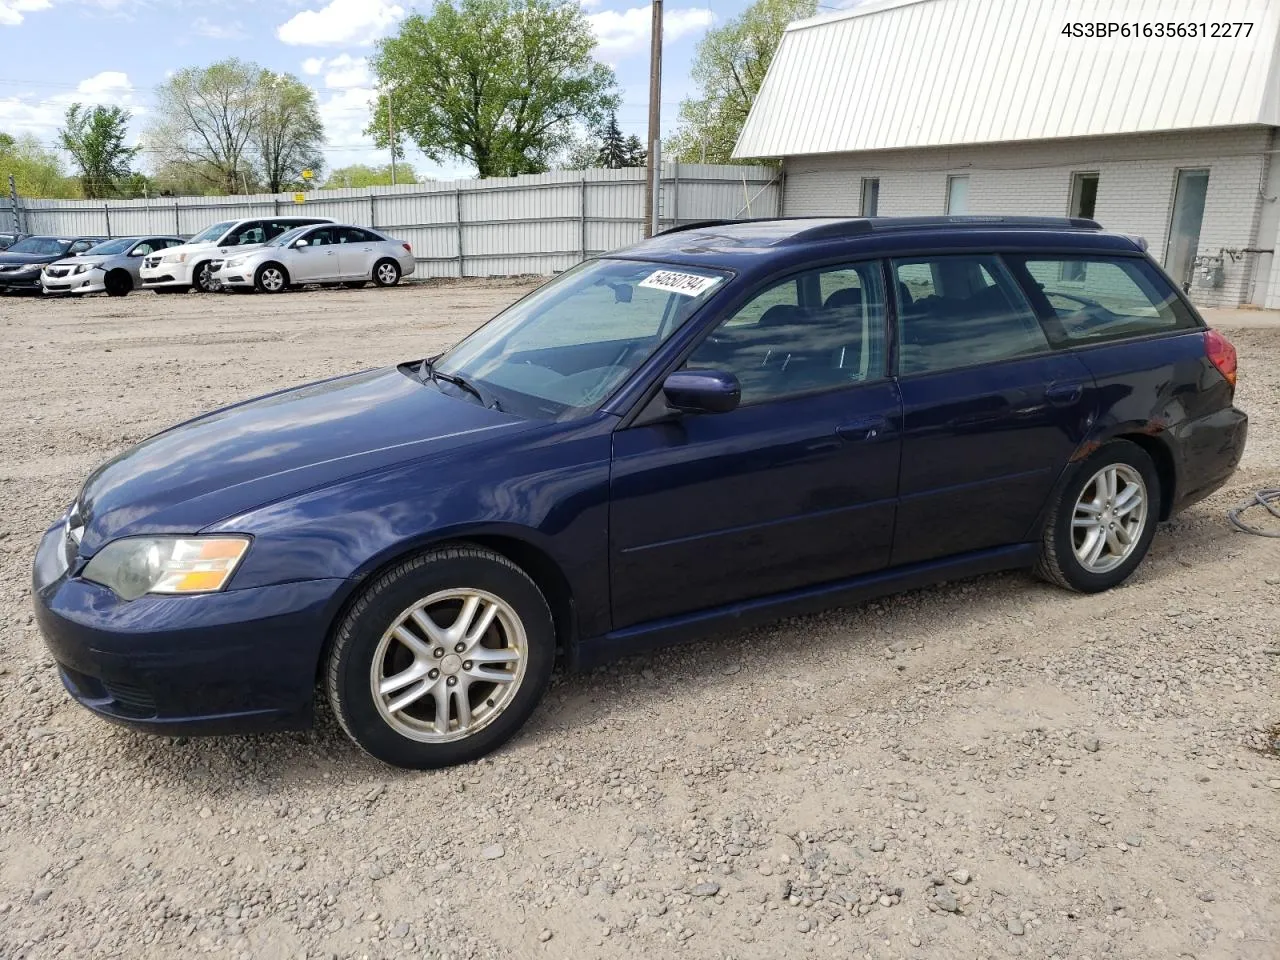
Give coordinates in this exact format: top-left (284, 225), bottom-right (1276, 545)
top-left (402, 242), bottom-right (412, 253)
top-left (1204, 328), bottom-right (1237, 387)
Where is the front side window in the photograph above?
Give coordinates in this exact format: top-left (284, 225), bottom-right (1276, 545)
top-left (894, 255), bottom-right (1047, 375)
top-left (684, 261), bottom-right (886, 404)
top-left (1017, 256), bottom-right (1197, 345)
top-left (226, 221), bottom-right (267, 246)
top-left (436, 259), bottom-right (727, 418)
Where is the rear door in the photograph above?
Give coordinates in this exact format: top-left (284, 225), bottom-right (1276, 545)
top-left (336, 227), bottom-right (378, 279)
top-left (609, 261), bottom-right (901, 629)
top-left (890, 254), bottom-right (1094, 566)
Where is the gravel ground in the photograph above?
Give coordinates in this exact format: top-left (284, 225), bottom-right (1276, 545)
top-left (0, 283), bottom-right (1278, 960)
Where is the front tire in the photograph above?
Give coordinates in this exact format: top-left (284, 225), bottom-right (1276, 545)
top-left (254, 263), bottom-right (289, 294)
top-left (325, 545), bottom-right (555, 769)
top-left (105, 270), bottom-right (132, 297)
top-left (1036, 440), bottom-right (1159, 593)
top-left (373, 259), bottom-right (401, 287)
top-left (193, 261), bottom-right (218, 293)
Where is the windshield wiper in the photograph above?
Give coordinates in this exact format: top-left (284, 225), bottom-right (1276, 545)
top-left (418, 357), bottom-right (502, 411)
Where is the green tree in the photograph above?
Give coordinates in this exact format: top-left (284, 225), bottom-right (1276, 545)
top-left (668, 0), bottom-right (816, 164)
top-left (596, 112), bottom-right (627, 169)
top-left (147, 60), bottom-right (327, 195)
top-left (148, 60), bottom-right (263, 194)
top-left (325, 163), bottom-right (420, 188)
top-left (0, 132), bottom-right (79, 198)
top-left (254, 72), bottom-right (325, 193)
top-left (58, 104), bottom-right (139, 198)
top-left (623, 134), bottom-right (646, 168)
top-left (370, 0), bottom-right (618, 177)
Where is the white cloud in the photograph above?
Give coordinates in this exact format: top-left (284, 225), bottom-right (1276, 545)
top-left (301, 54), bottom-right (370, 88)
top-left (277, 0), bottom-right (404, 46)
top-left (192, 17), bottom-right (246, 40)
top-left (0, 0), bottom-right (50, 27)
top-left (0, 71), bottom-right (139, 144)
top-left (589, 6), bottom-right (713, 54)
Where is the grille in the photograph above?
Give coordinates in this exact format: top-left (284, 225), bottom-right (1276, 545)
top-left (46, 267), bottom-right (68, 278)
top-left (144, 256), bottom-right (162, 269)
top-left (102, 680), bottom-right (158, 718)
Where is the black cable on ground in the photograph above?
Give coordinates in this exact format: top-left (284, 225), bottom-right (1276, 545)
top-left (1228, 488), bottom-right (1280, 537)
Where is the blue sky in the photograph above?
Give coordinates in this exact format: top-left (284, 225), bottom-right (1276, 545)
top-left (0, 0), bottom-right (762, 182)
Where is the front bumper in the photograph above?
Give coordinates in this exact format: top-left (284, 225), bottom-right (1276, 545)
top-left (211, 263), bottom-right (253, 288)
top-left (32, 521), bottom-right (345, 735)
top-left (0, 270), bottom-right (44, 291)
top-left (43, 271), bottom-right (105, 295)
top-left (140, 260), bottom-right (192, 288)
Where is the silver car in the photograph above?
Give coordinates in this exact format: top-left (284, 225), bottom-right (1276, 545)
top-left (43, 236), bottom-right (186, 297)
top-left (211, 224), bottom-right (416, 293)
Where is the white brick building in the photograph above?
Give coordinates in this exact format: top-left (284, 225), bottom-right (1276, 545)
top-left (734, 0), bottom-right (1280, 309)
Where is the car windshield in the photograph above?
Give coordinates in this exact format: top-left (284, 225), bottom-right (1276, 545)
top-left (189, 221), bottom-right (235, 244)
top-left (435, 258), bottom-right (729, 419)
top-left (6, 236), bottom-right (70, 256)
top-left (268, 226), bottom-right (310, 247)
top-left (84, 238), bottom-right (135, 256)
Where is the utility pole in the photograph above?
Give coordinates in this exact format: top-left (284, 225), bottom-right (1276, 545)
top-left (387, 89), bottom-right (398, 187)
top-left (642, 0), bottom-right (663, 237)
top-left (7, 174), bottom-right (20, 233)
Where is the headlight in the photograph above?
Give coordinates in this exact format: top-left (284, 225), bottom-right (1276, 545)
top-left (73, 264), bottom-right (90, 275)
top-left (224, 257), bottom-right (245, 269)
top-left (82, 536), bottom-right (250, 601)
top-left (162, 253), bottom-right (187, 264)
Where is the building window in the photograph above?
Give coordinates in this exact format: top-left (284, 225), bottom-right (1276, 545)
top-left (860, 178), bottom-right (880, 217)
top-left (945, 175), bottom-right (970, 214)
top-left (1069, 172), bottom-right (1099, 219)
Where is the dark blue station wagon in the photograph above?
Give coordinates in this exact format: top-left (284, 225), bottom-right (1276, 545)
top-left (33, 217), bottom-right (1247, 768)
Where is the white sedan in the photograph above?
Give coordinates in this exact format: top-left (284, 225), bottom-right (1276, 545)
top-left (211, 224), bottom-right (416, 293)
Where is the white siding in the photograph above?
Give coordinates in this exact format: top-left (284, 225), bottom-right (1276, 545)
top-left (781, 127), bottom-right (1272, 307)
top-left (736, 0), bottom-right (1280, 158)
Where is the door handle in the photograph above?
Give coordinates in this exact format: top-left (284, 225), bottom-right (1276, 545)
top-left (836, 415), bottom-right (887, 441)
top-left (1045, 383), bottom-right (1084, 406)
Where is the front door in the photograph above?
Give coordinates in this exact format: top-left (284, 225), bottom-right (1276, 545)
top-left (889, 254), bottom-right (1094, 566)
top-left (289, 227), bottom-right (340, 282)
top-left (609, 261), bottom-right (902, 630)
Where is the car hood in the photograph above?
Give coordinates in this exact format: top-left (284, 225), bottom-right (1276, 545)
top-left (75, 366), bottom-right (529, 551)
top-left (0, 251), bottom-right (62, 266)
top-left (49, 255), bottom-right (108, 268)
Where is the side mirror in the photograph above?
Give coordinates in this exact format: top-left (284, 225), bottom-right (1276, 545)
top-left (293, 238), bottom-right (309, 248)
top-left (662, 370), bottom-right (740, 415)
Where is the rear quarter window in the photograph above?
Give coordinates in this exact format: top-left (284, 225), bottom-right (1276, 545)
top-left (1016, 256), bottom-right (1198, 346)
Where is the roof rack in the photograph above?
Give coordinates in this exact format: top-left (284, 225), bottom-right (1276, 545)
top-left (787, 216), bottom-right (1103, 243)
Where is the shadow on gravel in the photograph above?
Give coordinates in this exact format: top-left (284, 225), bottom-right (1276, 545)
top-left (101, 508), bottom-right (1244, 783)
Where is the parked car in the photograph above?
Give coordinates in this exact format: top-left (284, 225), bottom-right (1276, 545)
top-left (0, 231), bottom-right (28, 251)
top-left (0, 236), bottom-right (105, 293)
top-left (211, 223), bottom-right (415, 293)
top-left (138, 215), bottom-right (334, 293)
top-left (42, 236), bottom-right (186, 297)
top-left (32, 216), bottom-right (1247, 769)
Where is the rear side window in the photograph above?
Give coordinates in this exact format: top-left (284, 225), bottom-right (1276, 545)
top-left (893, 255), bottom-right (1048, 375)
top-left (1016, 256), bottom-right (1198, 346)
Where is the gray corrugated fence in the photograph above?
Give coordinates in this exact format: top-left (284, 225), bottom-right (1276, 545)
top-left (13, 165), bottom-right (781, 277)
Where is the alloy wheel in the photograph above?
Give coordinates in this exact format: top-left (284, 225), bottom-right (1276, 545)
top-left (376, 262), bottom-right (399, 285)
top-left (1071, 463), bottom-right (1148, 574)
top-left (259, 267), bottom-right (285, 292)
top-left (370, 589), bottom-right (527, 743)
top-left (196, 263), bottom-right (217, 292)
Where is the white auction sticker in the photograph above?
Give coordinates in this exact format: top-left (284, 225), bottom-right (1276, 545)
top-left (638, 269), bottom-right (722, 297)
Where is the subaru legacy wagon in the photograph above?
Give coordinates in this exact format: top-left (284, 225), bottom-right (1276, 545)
top-left (32, 217), bottom-right (1247, 768)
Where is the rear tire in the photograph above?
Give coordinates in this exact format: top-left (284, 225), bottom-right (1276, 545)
top-left (1035, 440), bottom-right (1160, 593)
top-left (104, 270), bottom-right (132, 297)
top-left (325, 544), bottom-right (555, 769)
top-left (373, 259), bottom-right (401, 287)
top-left (254, 263), bottom-right (289, 294)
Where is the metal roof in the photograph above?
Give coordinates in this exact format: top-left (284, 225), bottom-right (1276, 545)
top-left (734, 0), bottom-right (1280, 158)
